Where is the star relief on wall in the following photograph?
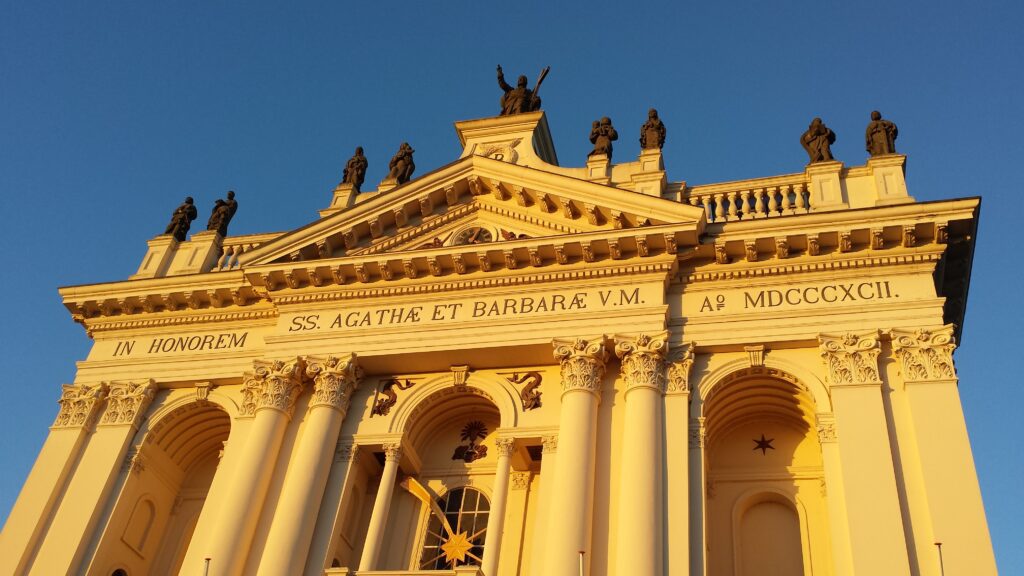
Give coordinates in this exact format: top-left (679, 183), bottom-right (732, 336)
top-left (753, 433), bottom-right (775, 455)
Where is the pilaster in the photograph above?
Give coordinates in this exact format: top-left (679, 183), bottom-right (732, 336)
top-left (819, 331), bottom-right (910, 575)
top-left (665, 344), bottom-right (694, 576)
top-left (889, 326), bottom-right (996, 575)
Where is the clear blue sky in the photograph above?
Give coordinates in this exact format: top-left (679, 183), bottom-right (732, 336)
top-left (2, 0), bottom-right (1021, 571)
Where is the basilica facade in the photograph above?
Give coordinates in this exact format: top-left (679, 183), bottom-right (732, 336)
top-left (0, 110), bottom-right (996, 576)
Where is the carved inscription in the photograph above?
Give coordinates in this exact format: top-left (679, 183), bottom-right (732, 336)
top-left (108, 332), bottom-right (250, 358)
top-left (689, 279), bottom-right (902, 314)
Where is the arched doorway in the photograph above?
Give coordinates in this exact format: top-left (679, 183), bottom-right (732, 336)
top-left (701, 369), bottom-right (831, 575)
top-left (89, 402), bottom-right (231, 575)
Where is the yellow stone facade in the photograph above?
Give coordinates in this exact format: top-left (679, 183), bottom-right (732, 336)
top-left (0, 111), bottom-right (996, 576)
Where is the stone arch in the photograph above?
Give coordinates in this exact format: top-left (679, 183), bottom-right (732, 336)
top-left (693, 356), bottom-right (831, 419)
top-left (389, 373), bottom-right (519, 435)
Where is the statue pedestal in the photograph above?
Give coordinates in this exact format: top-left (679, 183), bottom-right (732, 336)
top-left (320, 183), bottom-right (359, 218)
top-left (167, 230), bottom-right (224, 275)
top-left (806, 161), bottom-right (847, 212)
top-left (130, 235), bottom-right (179, 280)
top-left (454, 111), bottom-right (558, 168)
top-left (630, 149), bottom-right (667, 197)
top-left (377, 177), bottom-right (399, 194)
top-left (586, 153), bottom-right (611, 185)
top-left (867, 155), bottom-right (913, 206)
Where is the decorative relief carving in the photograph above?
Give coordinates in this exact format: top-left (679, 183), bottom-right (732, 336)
top-left (667, 343), bottom-right (696, 394)
top-left (744, 345), bottom-right (766, 368)
top-left (815, 413), bottom-right (838, 443)
top-left (452, 421), bottom-right (489, 462)
top-left (101, 380), bottom-right (157, 427)
top-left (335, 442), bottom-right (360, 463)
top-left (889, 325), bottom-right (957, 382)
top-left (122, 447), bottom-right (145, 474)
top-left (306, 354), bottom-right (362, 412)
top-left (494, 437), bottom-right (516, 457)
top-left (53, 383), bottom-right (107, 429)
top-left (552, 337), bottom-right (609, 395)
top-left (371, 377), bottom-right (418, 416)
top-left (818, 331), bottom-right (882, 386)
top-left (541, 434), bottom-right (558, 454)
top-left (383, 442), bottom-right (403, 463)
top-left (511, 471), bottom-right (531, 490)
top-left (450, 365), bottom-right (471, 387)
top-left (503, 371), bottom-right (543, 410)
top-left (614, 333), bottom-right (668, 394)
top-left (688, 417), bottom-right (706, 449)
top-left (240, 358), bottom-right (306, 418)
top-left (195, 382), bottom-right (213, 402)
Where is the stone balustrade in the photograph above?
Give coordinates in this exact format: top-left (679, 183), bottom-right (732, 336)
top-left (684, 174), bottom-right (810, 223)
top-left (215, 232), bottom-right (282, 271)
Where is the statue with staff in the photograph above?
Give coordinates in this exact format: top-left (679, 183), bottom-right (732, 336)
top-left (497, 65), bottom-right (549, 116)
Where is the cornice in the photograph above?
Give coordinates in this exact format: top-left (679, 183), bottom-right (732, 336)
top-left (681, 250), bottom-right (943, 283)
top-left (78, 308), bottom-right (279, 336)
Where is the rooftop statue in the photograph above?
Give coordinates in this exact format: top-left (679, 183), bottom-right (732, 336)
top-left (388, 142), bottom-right (416, 184)
top-left (164, 197), bottom-right (198, 241)
top-left (865, 110), bottom-right (898, 156)
top-left (589, 117), bottom-right (619, 159)
top-left (800, 117), bottom-right (836, 164)
top-left (639, 108), bottom-right (667, 150)
top-left (496, 65), bottom-right (548, 116)
top-left (343, 146), bottom-right (368, 191)
top-left (206, 190), bottom-right (238, 236)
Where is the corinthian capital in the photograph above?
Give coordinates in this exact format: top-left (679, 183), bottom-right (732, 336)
top-left (306, 354), bottom-right (363, 412)
top-left (52, 383), bottom-right (108, 429)
top-left (100, 380), bottom-right (157, 427)
top-left (552, 337), bottom-right (609, 396)
top-left (818, 330), bottom-right (882, 386)
top-left (614, 332), bottom-right (668, 394)
top-left (666, 343), bottom-right (696, 394)
top-left (240, 358), bottom-right (306, 418)
top-left (889, 325), bottom-right (957, 382)
top-left (383, 441), bottom-right (403, 463)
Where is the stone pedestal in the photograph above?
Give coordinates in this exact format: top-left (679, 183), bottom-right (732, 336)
top-left (455, 111), bottom-right (558, 168)
top-left (320, 183), bottom-right (360, 218)
top-left (586, 154), bottom-right (610, 185)
top-left (806, 161), bottom-right (847, 211)
top-left (868, 155), bottom-right (913, 206)
top-left (377, 177), bottom-right (399, 194)
top-left (168, 230), bottom-right (224, 275)
top-left (131, 235), bottom-right (178, 279)
top-left (630, 149), bottom-right (667, 197)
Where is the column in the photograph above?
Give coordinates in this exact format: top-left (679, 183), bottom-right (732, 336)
top-left (0, 384), bottom-right (107, 576)
top-left (819, 331), bottom-right (910, 575)
top-left (259, 354), bottom-right (362, 576)
top-left (688, 417), bottom-right (706, 576)
top-left (206, 358), bottom-right (305, 576)
top-left (303, 441), bottom-right (361, 576)
top-left (546, 337), bottom-right (608, 576)
top-left (814, 412), bottom-right (854, 576)
top-left (358, 441), bottom-right (402, 571)
top-left (613, 333), bottom-right (668, 576)
top-left (665, 344), bottom-right (694, 576)
top-left (890, 326), bottom-right (997, 575)
top-left (31, 380), bottom-right (157, 575)
top-left (481, 437), bottom-right (515, 575)
top-left (528, 434), bottom-right (558, 575)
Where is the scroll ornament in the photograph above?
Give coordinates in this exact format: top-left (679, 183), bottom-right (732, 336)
top-left (306, 354), bottom-right (362, 412)
top-left (552, 337), bottom-right (608, 394)
top-left (240, 358), bottom-right (305, 417)
top-left (889, 326), bottom-right (957, 382)
top-left (818, 331), bottom-right (882, 386)
top-left (53, 383), bottom-right (107, 429)
top-left (614, 333), bottom-right (668, 394)
top-left (101, 380), bottom-right (157, 427)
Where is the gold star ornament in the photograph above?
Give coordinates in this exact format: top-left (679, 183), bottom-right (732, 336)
top-left (440, 531), bottom-right (474, 564)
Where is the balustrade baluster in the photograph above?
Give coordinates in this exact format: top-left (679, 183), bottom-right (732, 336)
top-left (767, 186), bottom-right (779, 216)
top-left (795, 183), bottom-right (808, 213)
top-left (726, 191), bottom-right (739, 221)
top-left (753, 188), bottom-right (766, 218)
top-left (714, 193), bottom-right (726, 222)
top-left (702, 195), bottom-right (714, 222)
top-left (739, 190), bottom-right (751, 220)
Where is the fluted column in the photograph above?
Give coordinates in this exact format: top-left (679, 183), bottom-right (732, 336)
top-left (819, 332), bottom-right (910, 575)
top-left (613, 333), bottom-right (668, 576)
top-left (359, 441), bottom-right (402, 571)
top-left (0, 384), bottom-right (108, 576)
top-left (259, 354), bottom-right (362, 576)
top-left (481, 437), bottom-right (515, 575)
top-left (206, 358), bottom-right (305, 576)
top-left (546, 337), bottom-right (608, 576)
top-left (890, 326), bottom-right (996, 575)
top-left (32, 380), bottom-right (157, 575)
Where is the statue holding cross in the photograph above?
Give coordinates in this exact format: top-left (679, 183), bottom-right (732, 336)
top-left (496, 65), bottom-right (549, 116)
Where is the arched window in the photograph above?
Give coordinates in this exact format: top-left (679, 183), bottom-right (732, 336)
top-left (419, 487), bottom-right (490, 569)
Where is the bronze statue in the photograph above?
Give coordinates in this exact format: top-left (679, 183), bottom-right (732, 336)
top-left (800, 117), bottom-right (836, 163)
top-left (388, 142), bottom-right (415, 184)
top-left (496, 65), bottom-right (547, 116)
top-left (589, 117), bottom-right (618, 159)
top-left (343, 146), bottom-right (368, 190)
top-left (206, 191), bottom-right (238, 236)
top-left (865, 110), bottom-right (898, 156)
top-left (639, 108), bottom-right (667, 150)
top-left (164, 197), bottom-right (198, 241)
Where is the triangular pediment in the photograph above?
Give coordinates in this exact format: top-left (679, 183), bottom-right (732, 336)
top-left (240, 154), bottom-right (705, 268)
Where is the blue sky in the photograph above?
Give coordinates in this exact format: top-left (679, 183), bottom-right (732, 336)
top-left (1, 0), bottom-right (1021, 571)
